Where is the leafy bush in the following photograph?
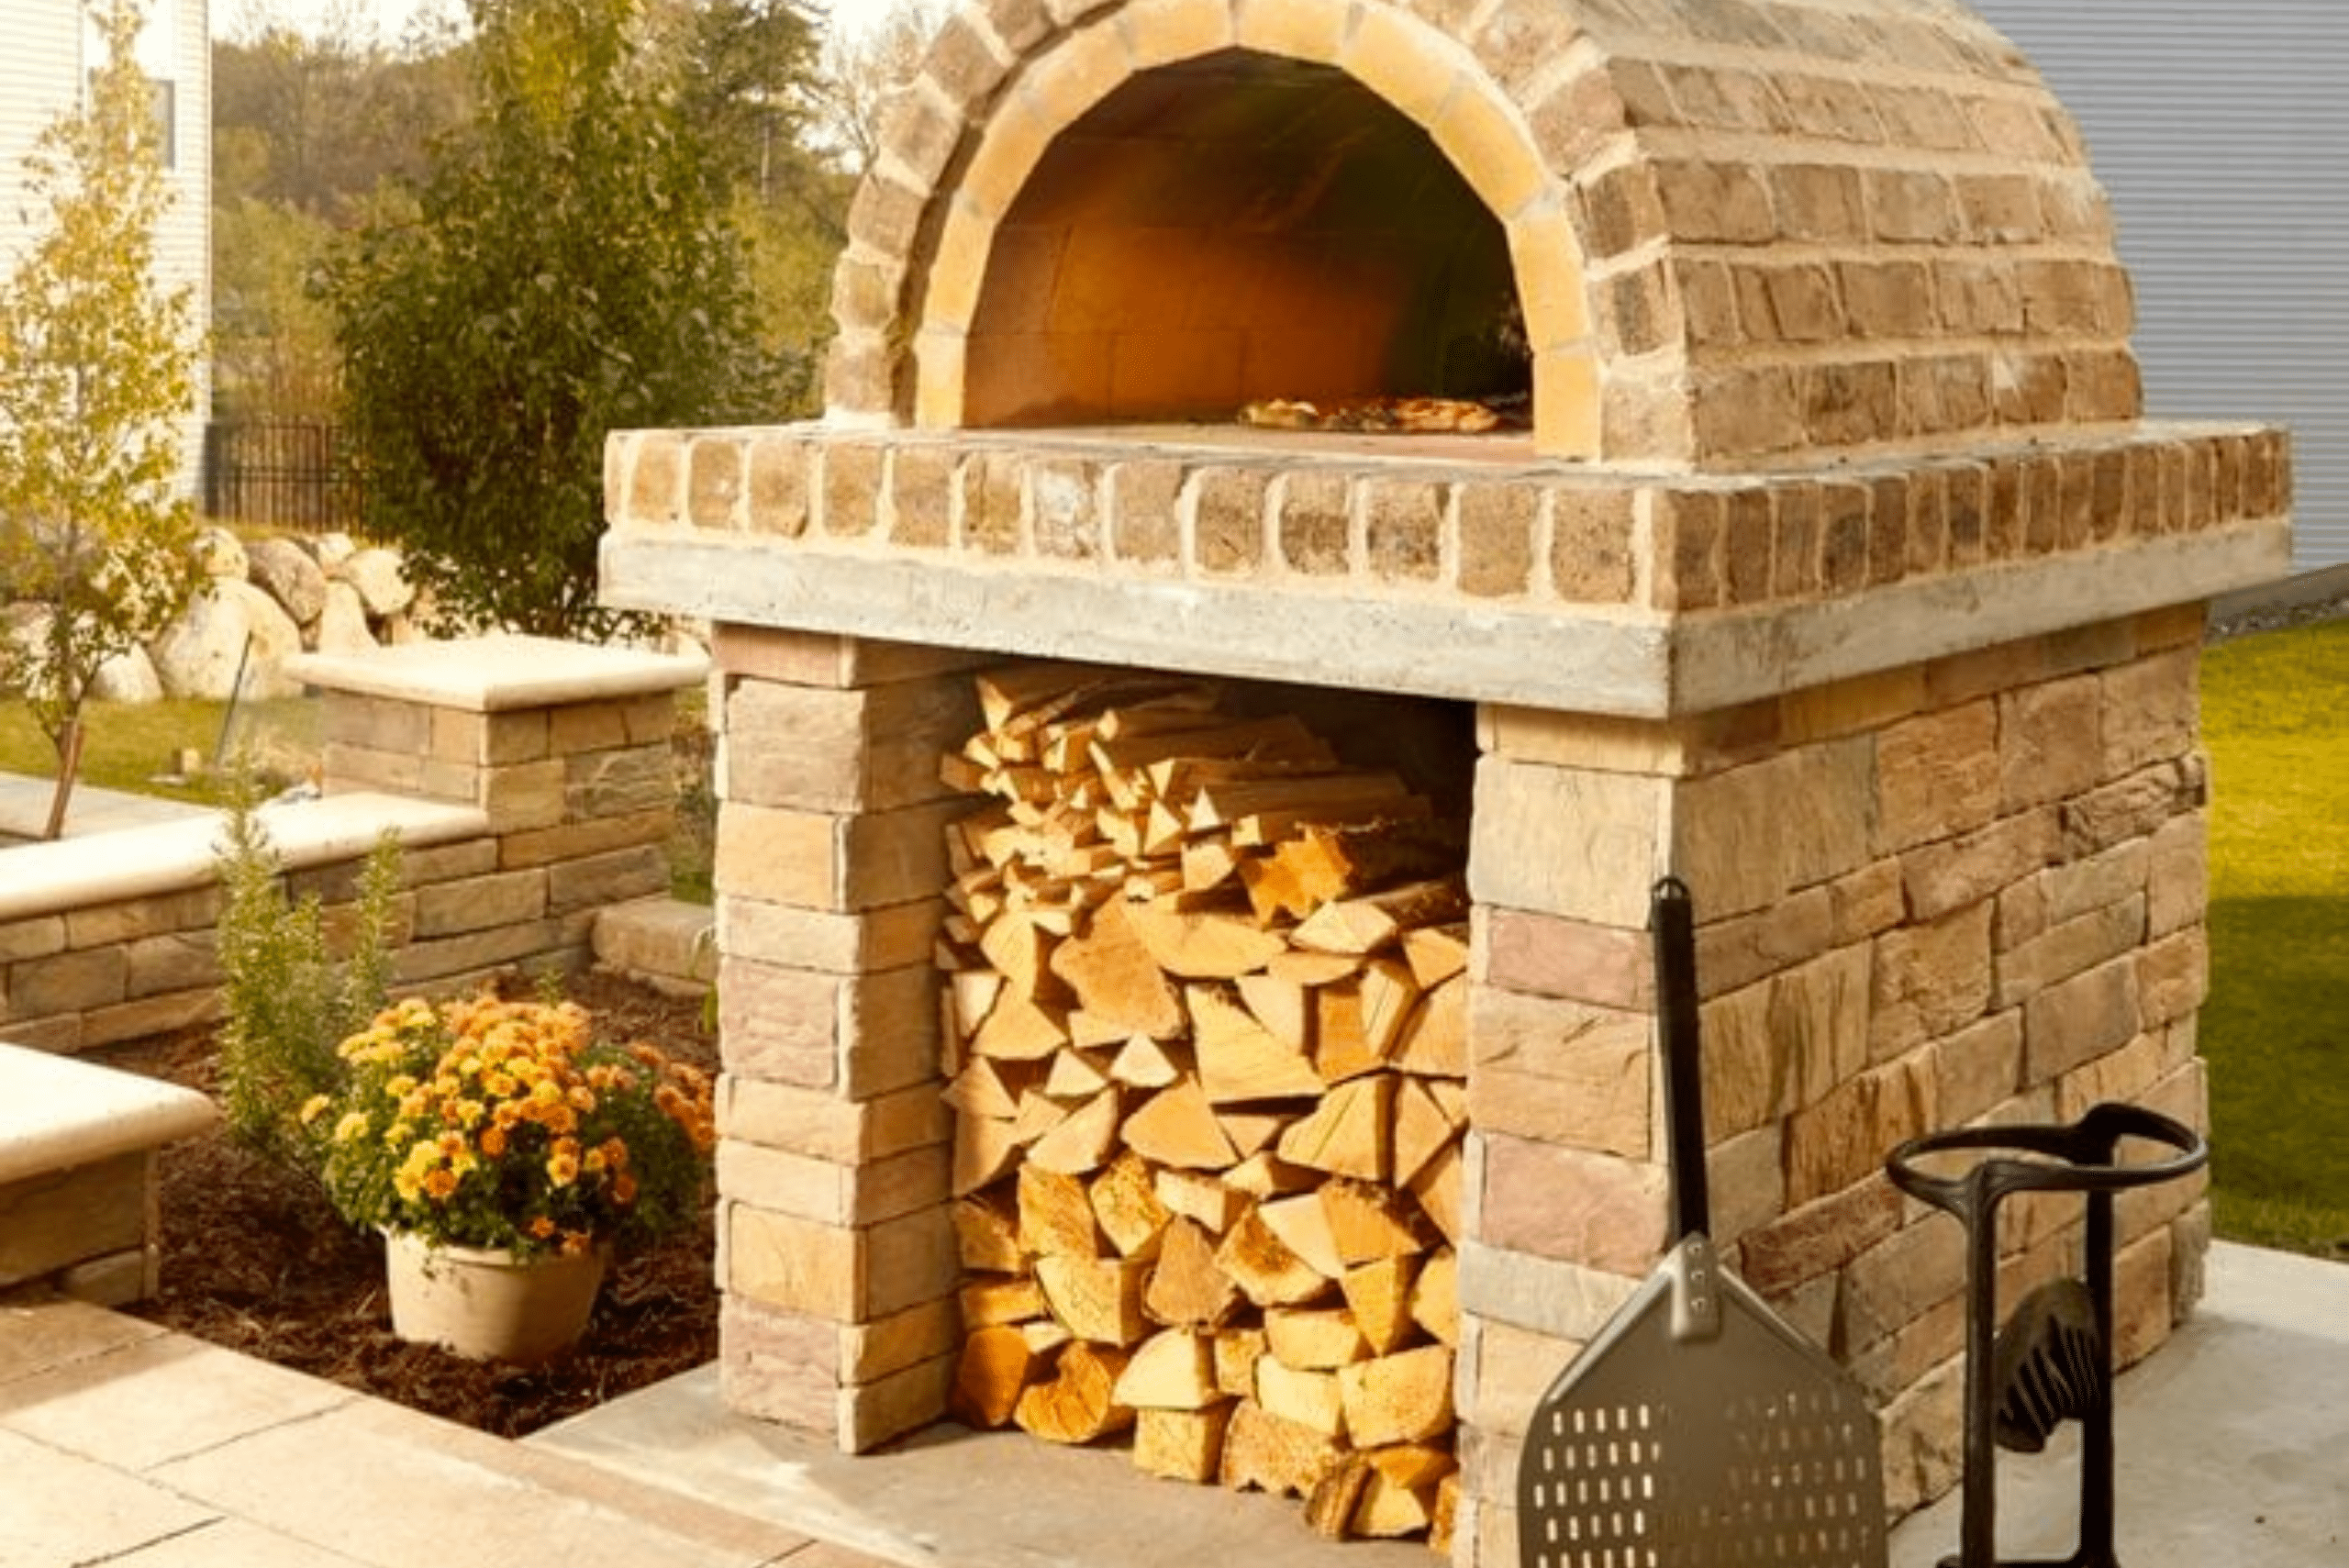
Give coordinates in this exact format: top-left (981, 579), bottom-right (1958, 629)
top-left (213, 782), bottom-right (403, 1174)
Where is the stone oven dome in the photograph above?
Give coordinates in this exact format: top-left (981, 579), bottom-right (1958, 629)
top-left (828, 0), bottom-right (2139, 467)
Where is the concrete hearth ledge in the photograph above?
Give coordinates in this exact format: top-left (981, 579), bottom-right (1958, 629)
top-left (285, 633), bottom-right (707, 713)
top-left (599, 520), bottom-right (2289, 718)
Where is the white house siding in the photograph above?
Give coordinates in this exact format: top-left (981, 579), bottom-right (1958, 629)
top-left (0, 0), bottom-right (209, 501)
top-left (1975, 0), bottom-right (2349, 573)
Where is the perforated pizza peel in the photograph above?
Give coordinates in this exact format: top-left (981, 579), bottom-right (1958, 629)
top-left (1516, 878), bottom-right (1887, 1568)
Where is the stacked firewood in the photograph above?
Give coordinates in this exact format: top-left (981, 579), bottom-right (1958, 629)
top-left (936, 664), bottom-right (1469, 1547)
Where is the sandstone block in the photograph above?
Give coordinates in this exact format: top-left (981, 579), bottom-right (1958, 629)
top-left (1876, 698), bottom-right (1998, 853)
top-left (1475, 1131), bottom-right (1666, 1279)
top-left (498, 808), bottom-right (672, 872)
top-left (708, 625), bottom-right (985, 689)
top-left (413, 869), bottom-right (548, 940)
top-left (1702, 943), bottom-right (1870, 1136)
top-left (1698, 885), bottom-right (1832, 994)
top-left (0, 1152), bottom-right (149, 1288)
top-left (1736, 1175), bottom-right (1902, 1296)
top-left (2022, 955), bottom-right (2140, 1083)
top-left (564, 743), bottom-right (675, 820)
top-left (719, 896), bottom-right (937, 974)
top-left (11, 946), bottom-right (127, 1018)
top-left (722, 1076), bottom-right (949, 1167)
top-left (478, 758), bottom-right (568, 831)
top-left (1785, 1056), bottom-right (1935, 1207)
top-left (2135, 926), bottom-right (2208, 1028)
top-left (1475, 907), bottom-right (1645, 1008)
top-left (1993, 894), bottom-right (2144, 1010)
top-left (718, 1139), bottom-right (951, 1229)
top-left (2145, 812), bottom-right (2207, 940)
top-left (715, 800), bottom-right (961, 914)
top-left (1870, 900), bottom-right (1994, 1062)
top-left (1455, 1240), bottom-right (1641, 1343)
top-left (1674, 740), bottom-right (1874, 918)
top-left (1468, 759), bottom-right (1664, 928)
top-left (719, 1296), bottom-right (841, 1432)
top-left (718, 958), bottom-right (939, 1100)
top-left (723, 675), bottom-right (978, 813)
top-left (1463, 1317), bottom-right (1581, 1437)
top-left (545, 844), bottom-right (671, 914)
top-left (838, 1349), bottom-right (958, 1453)
top-left (1930, 1011), bottom-right (2023, 1127)
top-left (1466, 988), bottom-right (1651, 1158)
top-left (1900, 807), bottom-right (2058, 924)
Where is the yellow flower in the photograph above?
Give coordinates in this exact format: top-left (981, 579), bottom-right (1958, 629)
top-left (422, 1168), bottom-right (459, 1201)
top-left (333, 1112), bottom-right (370, 1144)
top-left (480, 1125), bottom-right (508, 1159)
top-left (299, 1094), bottom-right (331, 1126)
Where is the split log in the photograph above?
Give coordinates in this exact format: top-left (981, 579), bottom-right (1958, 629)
top-left (1337, 1344), bottom-right (1454, 1448)
top-left (1153, 1168), bottom-right (1243, 1233)
top-left (1389, 973), bottom-right (1466, 1077)
top-left (1276, 1074), bottom-right (1396, 1182)
top-left (1133, 1406), bottom-right (1231, 1484)
top-left (1013, 1340), bottom-right (1135, 1445)
top-left (1112, 1327), bottom-right (1220, 1410)
top-left (1400, 922), bottom-right (1469, 988)
top-left (1143, 1217), bottom-right (1242, 1329)
top-left (1303, 1453), bottom-right (1374, 1539)
top-left (954, 1191), bottom-right (1024, 1273)
top-left (1353, 1446), bottom-right (1456, 1538)
top-left (1108, 1033), bottom-right (1182, 1089)
top-left (1390, 1076), bottom-right (1457, 1192)
top-left (952, 1325), bottom-right (1041, 1429)
top-left (1340, 1255), bottom-right (1420, 1356)
top-left (1048, 897), bottom-right (1186, 1038)
top-left (1191, 984), bottom-right (1322, 1103)
top-left (1255, 1193), bottom-right (1342, 1280)
top-left (1125, 904), bottom-right (1288, 978)
top-left (1264, 1306), bottom-right (1369, 1370)
top-left (1215, 1205), bottom-right (1333, 1307)
top-left (1213, 1325), bottom-right (1267, 1400)
top-left (1025, 1087), bottom-right (1121, 1175)
top-left (942, 1056), bottom-right (1026, 1120)
top-left (1088, 1150), bottom-right (1172, 1259)
top-left (961, 1274), bottom-right (1047, 1329)
top-left (953, 1113), bottom-right (1021, 1195)
top-left (1405, 1139), bottom-right (1464, 1244)
top-left (1035, 1253), bottom-right (1151, 1346)
top-left (1120, 1076), bottom-right (1240, 1170)
top-left (1320, 1177), bottom-right (1428, 1265)
top-left (1409, 1247), bottom-right (1459, 1347)
top-left (1018, 1164), bottom-right (1101, 1259)
top-left (1219, 1399), bottom-right (1345, 1497)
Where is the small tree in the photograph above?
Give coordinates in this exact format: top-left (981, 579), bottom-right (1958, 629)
top-left (0, 0), bottom-right (204, 839)
top-left (327, 0), bottom-right (787, 639)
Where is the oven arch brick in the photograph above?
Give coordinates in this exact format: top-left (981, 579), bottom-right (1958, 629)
top-left (831, 0), bottom-right (2142, 467)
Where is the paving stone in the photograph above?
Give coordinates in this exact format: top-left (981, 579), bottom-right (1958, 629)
top-left (0, 1331), bottom-right (353, 1472)
top-left (0, 1427), bottom-right (217, 1564)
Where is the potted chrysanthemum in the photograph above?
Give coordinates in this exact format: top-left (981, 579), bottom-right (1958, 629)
top-left (302, 992), bottom-right (716, 1365)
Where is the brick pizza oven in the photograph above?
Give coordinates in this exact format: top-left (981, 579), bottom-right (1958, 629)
top-left (599, 0), bottom-right (2291, 1559)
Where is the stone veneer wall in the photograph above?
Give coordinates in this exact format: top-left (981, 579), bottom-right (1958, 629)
top-left (1456, 602), bottom-right (2212, 1557)
top-left (699, 606), bottom-right (2213, 1563)
top-left (0, 637), bottom-right (699, 1056)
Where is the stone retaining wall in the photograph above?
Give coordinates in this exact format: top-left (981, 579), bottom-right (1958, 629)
top-left (0, 636), bottom-right (704, 1055)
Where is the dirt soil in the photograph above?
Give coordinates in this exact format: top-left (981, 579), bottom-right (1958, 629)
top-left (99, 970), bottom-right (718, 1440)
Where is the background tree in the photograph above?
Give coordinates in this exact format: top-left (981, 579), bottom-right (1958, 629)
top-left (326, 0), bottom-right (795, 637)
top-left (0, 0), bottom-right (205, 839)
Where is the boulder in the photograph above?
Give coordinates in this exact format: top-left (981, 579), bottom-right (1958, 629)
top-left (310, 531), bottom-right (359, 573)
top-left (150, 580), bottom-right (306, 700)
top-left (337, 547), bottom-right (415, 617)
top-left (193, 526), bottom-right (249, 580)
top-left (246, 536), bottom-right (328, 627)
top-left (312, 580), bottom-right (378, 655)
top-left (89, 642), bottom-right (163, 704)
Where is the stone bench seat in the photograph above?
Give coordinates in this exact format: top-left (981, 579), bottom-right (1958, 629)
top-left (0, 1044), bottom-right (217, 1306)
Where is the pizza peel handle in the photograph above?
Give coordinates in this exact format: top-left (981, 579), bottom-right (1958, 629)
top-left (1515, 878), bottom-right (1889, 1568)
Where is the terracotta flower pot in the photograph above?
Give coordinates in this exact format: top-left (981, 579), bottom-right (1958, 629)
top-left (381, 1229), bottom-right (607, 1366)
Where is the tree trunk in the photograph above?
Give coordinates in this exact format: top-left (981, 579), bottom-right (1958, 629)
top-left (42, 716), bottom-right (85, 841)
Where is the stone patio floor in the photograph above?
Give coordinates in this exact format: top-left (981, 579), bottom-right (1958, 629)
top-left (0, 1241), bottom-right (2338, 1567)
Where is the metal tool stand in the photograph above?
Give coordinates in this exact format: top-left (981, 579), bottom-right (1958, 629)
top-left (1885, 1104), bottom-right (2207, 1568)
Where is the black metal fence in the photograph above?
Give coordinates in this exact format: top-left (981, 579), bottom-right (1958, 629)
top-left (203, 419), bottom-right (364, 532)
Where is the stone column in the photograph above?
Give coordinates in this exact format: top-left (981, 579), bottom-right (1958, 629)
top-left (705, 625), bottom-right (980, 1451)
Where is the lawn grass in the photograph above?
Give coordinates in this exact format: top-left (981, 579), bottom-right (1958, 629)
top-left (2199, 615), bottom-right (2349, 1257)
top-left (0, 695), bottom-right (320, 806)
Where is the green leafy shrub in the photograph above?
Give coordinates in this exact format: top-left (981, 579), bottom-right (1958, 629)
top-left (213, 782), bottom-right (403, 1174)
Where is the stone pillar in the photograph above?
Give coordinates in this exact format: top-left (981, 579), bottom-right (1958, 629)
top-left (705, 625), bottom-right (979, 1451)
top-left (1453, 608), bottom-right (2214, 1565)
top-left (289, 634), bottom-right (700, 984)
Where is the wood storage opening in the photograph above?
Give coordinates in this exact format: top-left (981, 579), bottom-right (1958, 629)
top-left (935, 661), bottom-right (1477, 1548)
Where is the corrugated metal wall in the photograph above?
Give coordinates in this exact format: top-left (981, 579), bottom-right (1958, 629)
top-left (1976, 0), bottom-right (2349, 573)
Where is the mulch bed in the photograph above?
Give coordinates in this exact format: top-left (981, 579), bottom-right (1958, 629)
top-left (99, 969), bottom-right (719, 1439)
